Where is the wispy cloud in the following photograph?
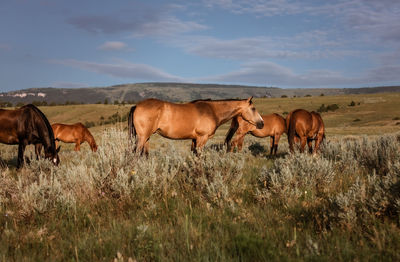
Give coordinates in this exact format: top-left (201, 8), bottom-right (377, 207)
top-left (203, 0), bottom-right (400, 45)
top-left (200, 61), bottom-right (400, 87)
top-left (51, 59), bottom-right (183, 82)
top-left (0, 44), bottom-right (11, 51)
top-left (171, 33), bottom-right (357, 61)
top-left (97, 41), bottom-right (131, 51)
top-left (67, 3), bottom-right (206, 37)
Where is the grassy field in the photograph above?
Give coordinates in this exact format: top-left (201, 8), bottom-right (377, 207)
top-left (0, 93), bottom-right (399, 261)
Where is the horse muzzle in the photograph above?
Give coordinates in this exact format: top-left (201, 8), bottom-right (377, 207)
top-left (256, 121), bottom-right (264, 129)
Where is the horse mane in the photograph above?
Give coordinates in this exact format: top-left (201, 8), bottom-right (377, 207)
top-left (189, 98), bottom-right (246, 103)
top-left (23, 104), bottom-right (56, 149)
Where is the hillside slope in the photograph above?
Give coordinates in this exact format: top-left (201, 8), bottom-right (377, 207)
top-left (1, 83), bottom-right (399, 104)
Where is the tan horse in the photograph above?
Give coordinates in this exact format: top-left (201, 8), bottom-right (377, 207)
top-left (51, 123), bottom-right (98, 152)
top-left (286, 109), bottom-right (325, 153)
top-left (128, 97), bottom-right (264, 155)
top-left (225, 113), bottom-right (286, 154)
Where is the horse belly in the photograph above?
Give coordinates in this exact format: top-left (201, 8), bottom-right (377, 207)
top-left (0, 133), bottom-right (18, 144)
top-left (0, 120), bottom-right (19, 144)
top-left (157, 124), bottom-right (196, 140)
top-left (156, 106), bottom-right (199, 139)
top-left (57, 128), bottom-right (77, 143)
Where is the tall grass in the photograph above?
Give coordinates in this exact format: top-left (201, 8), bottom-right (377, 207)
top-left (0, 129), bottom-right (399, 261)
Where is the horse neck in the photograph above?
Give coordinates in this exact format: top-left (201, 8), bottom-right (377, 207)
top-left (207, 101), bottom-right (243, 126)
top-left (30, 108), bottom-right (55, 152)
top-left (36, 120), bottom-right (53, 149)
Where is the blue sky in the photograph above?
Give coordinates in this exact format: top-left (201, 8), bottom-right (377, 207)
top-left (1, 0), bottom-right (400, 92)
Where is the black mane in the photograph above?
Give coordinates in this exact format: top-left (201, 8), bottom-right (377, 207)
top-left (23, 104), bottom-right (56, 150)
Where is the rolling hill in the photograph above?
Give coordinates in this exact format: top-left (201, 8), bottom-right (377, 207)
top-left (1, 82), bottom-right (400, 105)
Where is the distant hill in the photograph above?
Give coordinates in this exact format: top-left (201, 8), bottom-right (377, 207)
top-left (1, 83), bottom-right (400, 105)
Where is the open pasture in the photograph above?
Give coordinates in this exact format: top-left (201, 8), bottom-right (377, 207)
top-left (0, 93), bottom-right (399, 261)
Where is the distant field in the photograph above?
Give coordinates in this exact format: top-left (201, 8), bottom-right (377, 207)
top-left (37, 91), bottom-right (400, 135)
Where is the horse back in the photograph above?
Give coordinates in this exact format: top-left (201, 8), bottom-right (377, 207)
top-left (288, 109), bottom-right (313, 137)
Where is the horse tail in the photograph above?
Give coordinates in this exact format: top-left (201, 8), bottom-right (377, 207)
top-left (224, 116), bottom-right (239, 151)
top-left (287, 111), bottom-right (296, 151)
top-left (128, 105), bottom-right (137, 143)
top-left (285, 111), bottom-right (292, 135)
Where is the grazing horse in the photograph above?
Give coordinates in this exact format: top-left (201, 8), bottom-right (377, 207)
top-left (0, 104), bottom-right (60, 168)
top-left (225, 113), bottom-right (286, 155)
top-left (51, 123), bottom-right (98, 152)
top-left (128, 97), bottom-right (264, 155)
top-left (286, 109), bottom-right (325, 153)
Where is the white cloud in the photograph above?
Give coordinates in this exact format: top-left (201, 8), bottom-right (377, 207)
top-left (203, 0), bottom-right (400, 45)
top-left (171, 33), bottom-right (357, 61)
top-left (97, 41), bottom-right (130, 51)
top-left (51, 59), bottom-right (183, 82)
top-left (131, 16), bottom-right (207, 38)
top-left (67, 5), bottom-right (207, 37)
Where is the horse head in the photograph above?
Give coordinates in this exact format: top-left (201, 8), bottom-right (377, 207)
top-left (91, 141), bottom-right (98, 152)
top-left (44, 142), bottom-right (60, 166)
top-left (239, 97), bottom-right (264, 129)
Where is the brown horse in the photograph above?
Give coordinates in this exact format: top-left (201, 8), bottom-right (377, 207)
top-left (286, 109), bottom-right (325, 153)
top-left (225, 113), bottom-right (286, 154)
top-left (128, 97), bottom-right (264, 155)
top-left (0, 104), bottom-right (60, 168)
top-left (51, 123), bottom-right (98, 152)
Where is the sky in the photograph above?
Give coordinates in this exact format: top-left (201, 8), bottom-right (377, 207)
top-left (1, 0), bottom-right (400, 92)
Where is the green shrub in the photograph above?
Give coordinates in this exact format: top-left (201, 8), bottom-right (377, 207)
top-left (349, 101), bottom-right (356, 106)
top-left (317, 103), bottom-right (339, 113)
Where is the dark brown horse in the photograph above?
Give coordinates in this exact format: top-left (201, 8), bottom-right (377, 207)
top-left (45, 123), bottom-right (98, 152)
top-left (0, 104), bottom-right (60, 168)
top-left (225, 113), bottom-right (286, 154)
top-left (128, 97), bottom-right (264, 155)
top-left (286, 109), bottom-right (325, 153)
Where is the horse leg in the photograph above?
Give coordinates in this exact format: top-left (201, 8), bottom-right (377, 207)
top-left (229, 136), bottom-right (239, 152)
top-left (269, 136), bottom-right (275, 155)
top-left (17, 142), bottom-right (27, 168)
top-left (191, 139), bottom-right (197, 154)
top-left (74, 141), bottom-right (81, 151)
top-left (313, 135), bottom-right (323, 154)
top-left (236, 135), bottom-right (246, 151)
top-left (194, 135), bottom-right (209, 154)
top-left (274, 134), bottom-right (281, 155)
top-left (307, 138), bottom-right (313, 154)
top-left (143, 139), bottom-right (150, 157)
top-left (35, 144), bottom-right (42, 160)
top-left (135, 136), bottom-right (149, 156)
top-left (299, 136), bottom-right (307, 153)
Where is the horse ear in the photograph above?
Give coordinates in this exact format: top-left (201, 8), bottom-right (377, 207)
top-left (56, 146), bottom-right (61, 153)
top-left (246, 96), bottom-right (253, 104)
